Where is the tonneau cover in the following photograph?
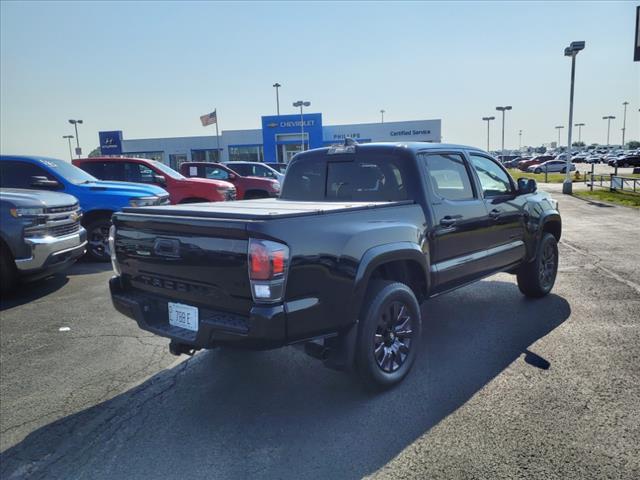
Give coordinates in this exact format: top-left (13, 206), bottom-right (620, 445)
top-left (123, 198), bottom-right (412, 220)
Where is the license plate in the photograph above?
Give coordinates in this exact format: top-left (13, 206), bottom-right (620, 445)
top-left (168, 302), bottom-right (199, 332)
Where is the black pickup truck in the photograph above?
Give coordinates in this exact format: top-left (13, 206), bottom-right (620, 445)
top-left (109, 142), bottom-right (561, 389)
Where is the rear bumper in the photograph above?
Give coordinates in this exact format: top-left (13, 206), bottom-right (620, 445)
top-left (15, 229), bottom-right (87, 276)
top-left (109, 276), bottom-right (287, 349)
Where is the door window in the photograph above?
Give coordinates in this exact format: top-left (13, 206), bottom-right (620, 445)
top-left (469, 154), bottom-right (513, 197)
top-left (0, 161), bottom-right (56, 188)
top-left (123, 162), bottom-right (155, 183)
top-left (205, 167), bottom-right (230, 180)
top-left (420, 153), bottom-right (475, 201)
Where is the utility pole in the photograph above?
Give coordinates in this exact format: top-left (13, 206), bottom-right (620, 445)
top-left (380, 109), bottom-right (385, 124)
top-left (622, 101), bottom-right (629, 148)
top-left (63, 135), bottom-right (74, 161)
top-left (495, 106), bottom-right (512, 160)
top-left (575, 123), bottom-right (585, 144)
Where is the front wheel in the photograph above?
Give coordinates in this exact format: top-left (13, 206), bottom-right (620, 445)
top-left (517, 233), bottom-right (558, 298)
top-left (85, 217), bottom-right (112, 262)
top-left (354, 281), bottom-right (422, 390)
top-left (561, 167), bottom-right (567, 173)
top-left (534, 168), bottom-right (541, 174)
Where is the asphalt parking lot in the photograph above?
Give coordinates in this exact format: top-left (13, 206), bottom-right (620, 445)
top-left (1, 186), bottom-right (639, 480)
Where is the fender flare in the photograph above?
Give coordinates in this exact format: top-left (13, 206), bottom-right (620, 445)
top-left (349, 242), bottom-right (430, 324)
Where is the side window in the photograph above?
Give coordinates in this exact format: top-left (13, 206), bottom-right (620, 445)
top-left (0, 161), bottom-right (56, 189)
top-left (420, 153), bottom-right (475, 201)
top-left (205, 167), bottom-right (229, 180)
top-left (469, 154), bottom-right (513, 196)
top-left (101, 162), bottom-right (125, 181)
top-left (80, 162), bottom-right (105, 178)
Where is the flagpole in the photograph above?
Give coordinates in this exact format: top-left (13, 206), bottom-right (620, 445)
top-left (214, 109), bottom-right (221, 162)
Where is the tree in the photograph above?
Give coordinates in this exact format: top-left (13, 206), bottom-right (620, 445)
top-left (626, 140), bottom-right (640, 150)
top-left (572, 141), bottom-right (585, 147)
top-left (88, 147), bottom-right (101, 157)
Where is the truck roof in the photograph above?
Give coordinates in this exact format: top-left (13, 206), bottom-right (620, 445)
top-left (309, 141), bottom-right (485, 156)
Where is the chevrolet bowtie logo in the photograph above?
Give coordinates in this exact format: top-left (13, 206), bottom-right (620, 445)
top-left (267, 122), bottom-right (278, 128)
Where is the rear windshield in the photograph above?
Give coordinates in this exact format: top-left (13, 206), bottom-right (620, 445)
top-left (280, 152), bottom-right (413, 202)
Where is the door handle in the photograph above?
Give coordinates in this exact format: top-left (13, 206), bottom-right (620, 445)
top-left (489, 209), bottom-right (502, 219)
top-left (440, 216), bottom-right (459, 227)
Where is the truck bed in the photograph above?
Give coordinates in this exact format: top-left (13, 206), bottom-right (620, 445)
top-left (123, 198), bottom-right (413, 220)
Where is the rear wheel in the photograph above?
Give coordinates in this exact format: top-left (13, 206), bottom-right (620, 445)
top-left (0, 246), bottom-right (17, 295)
top-left (561, 167), bottom-right (567, 173)
top-left (517, 233), bottom-right (558, 298)
top-left (354, 281), bottom-right (421, 390)
top-left (534, 168), bottom-right (541, 174)
top-left (85, 217), bottom-right (112, 262)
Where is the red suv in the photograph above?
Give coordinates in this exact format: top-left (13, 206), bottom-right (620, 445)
top-left (180, 162), bottom-right (280, 200)
top-left (73, 157), bottom-right (236, 204)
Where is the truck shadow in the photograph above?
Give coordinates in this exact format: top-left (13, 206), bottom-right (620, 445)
top-left (0, 279), bottom-right (571, 479)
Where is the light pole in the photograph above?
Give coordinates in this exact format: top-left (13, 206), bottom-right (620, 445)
top-left (562, 40), bottom-right (585, 195)
top-left (575, 123), bottom-right (585, 144)
top-left (555, 126), bottom-right (564, 148)
top-left (62, 135), bottom-right (74, 161)
top-left (380, 109), bottom-right (385, 124)
top-left (622, 101), bottom-right (629, 148)
top-left (273, 83), bottom-right (281, 116)
top-left (602, 115), bottom-right (615, 146)
top-left (518, 130), bottom-right (522, 150)
top-left (495, 106), bottom-right (512, 160)
top-left (482, 116), bottom-right (495, 152)
top-left (68, 119), bottom-right (83, 158)
top-left (292, 100), bottom-right (311, 152)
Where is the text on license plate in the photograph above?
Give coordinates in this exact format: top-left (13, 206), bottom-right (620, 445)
top-left (168, 302), bottom-right (199, 332)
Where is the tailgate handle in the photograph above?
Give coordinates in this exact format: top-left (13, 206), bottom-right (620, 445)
top-left (154, 238), bottom-right (180, 258)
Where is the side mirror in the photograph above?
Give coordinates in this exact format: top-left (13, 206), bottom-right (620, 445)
top-left (153, 174), bottom-right (166, 185)
top-left (227, 173), bottom-right (236, 181)
top-left (31, 176), bottom-right (61, 189)
top-left (517, 177), bottom-right (537, 195)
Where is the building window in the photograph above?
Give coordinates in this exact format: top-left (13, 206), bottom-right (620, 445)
top-left (126, 151), bottom-right (164, 162)
top-left (229, 145), bottom-right (263, 162)
top-left (191, 149), bottom-right (220, 162)
top-left (169, 154), bottom-right (188, 171)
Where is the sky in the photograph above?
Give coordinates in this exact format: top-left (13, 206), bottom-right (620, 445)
top-left (1, 0), bottom-right (639, 160)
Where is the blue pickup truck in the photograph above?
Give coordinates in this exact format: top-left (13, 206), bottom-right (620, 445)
top-left (0, 156), bottom-right (169, 261)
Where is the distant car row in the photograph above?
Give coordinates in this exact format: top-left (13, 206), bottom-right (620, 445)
top-left (0, 155), bottom-right (288, 292)
top-left (500, 150), bottom-right (640, 171)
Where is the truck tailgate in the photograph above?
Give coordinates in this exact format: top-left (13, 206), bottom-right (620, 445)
top-left (113, 213), bottom-right (253, 315)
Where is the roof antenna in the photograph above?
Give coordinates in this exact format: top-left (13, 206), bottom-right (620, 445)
top-left (344, 137), bottom-right (358, 147)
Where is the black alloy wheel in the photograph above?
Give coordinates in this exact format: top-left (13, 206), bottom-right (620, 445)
top-left (373, 301), bottom-right (414, 373)
top-left (86, 219), bottom-right (111, 262)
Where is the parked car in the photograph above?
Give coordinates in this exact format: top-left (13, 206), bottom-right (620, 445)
top-left (0, 188), bottom-right (87, 293)
top-left (585, 155), bottom-right (603, 164)
top-left (179, 162), bottom-right (280, 199)
top-left (527, 160), bottom-right (576, 174)
top-left (519, 155), bottom-right (554, 171)
top-left (265, 163), bottom-right (288, 174)
top-left (609, 155), bottom-right (640, 168)
top-left (109, 141), bottom-right (561, 390)
top-left (503, 157), bottom-right (525, 168)
top-left (0, 156), bottom-right (169, 261)
top-left (571, 153), bottom-right (588, 163)
top-left (226, 161), bottom-right (285, 184)
top-left (73, 157), bottom-right (236, 205)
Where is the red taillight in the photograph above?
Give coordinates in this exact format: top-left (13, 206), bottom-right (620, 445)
top-left (249, 239), bottom-right (288, 281)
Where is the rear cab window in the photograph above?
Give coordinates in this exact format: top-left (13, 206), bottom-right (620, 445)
top-left (280, 150), bottom-right (414, 202)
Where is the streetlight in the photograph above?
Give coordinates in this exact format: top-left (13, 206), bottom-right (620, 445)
top-left (575, 123), bottom-right (585, 144)
top-left (273, 83), bottom-right (282, 116)
top-left (555, 126), bottom-right (564, 148)
top-left (62, 135), bottom-right (74, 161)
top-left (622, 101), bottom-right (629, 148)
top-left (518, 130), bottom-right (523, 150)
top-left (68, 119), bottom-right (83, 158)
top-left (482, 116), bottom-right (495, 152)
top-left (602, 115), bottom-right (615, 146)
top-left (562, 40), bottom-right (585, 195)
top-left (380, 109), bottom-right (385, 124)
top-left (292, 100), bottom-right (311, 152)
top-left (495, 106), bottom-right (512, 160)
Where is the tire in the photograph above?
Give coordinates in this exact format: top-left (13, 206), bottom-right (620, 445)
top-left (561, 167), bottom-right (567, 173)
top-left (354, 280), bottom-right (422, 391)
top-left (517, 233), bottom-right (558, 298)
top-left (84, 217), bottom-right (112, 262)
top-left (534, 168), bottom-right (541, 174)
top-left (0, 246), bottom-right (17, 295)
top-left (623, 162), bottom-right (630, 168)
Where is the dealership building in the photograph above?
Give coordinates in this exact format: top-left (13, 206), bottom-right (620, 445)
top-left (99, 114), bottom-right (441, 170)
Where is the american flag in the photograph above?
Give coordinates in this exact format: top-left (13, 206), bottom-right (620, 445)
top-left (200, 110), bottom-right (217, 126)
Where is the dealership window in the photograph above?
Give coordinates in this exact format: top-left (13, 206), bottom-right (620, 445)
top-left (126, 152), bottom-right (164, 163)
top-left (229, 145), bottom-right (263, 162)
top-left (191, 149), bottom-right (220, 162)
